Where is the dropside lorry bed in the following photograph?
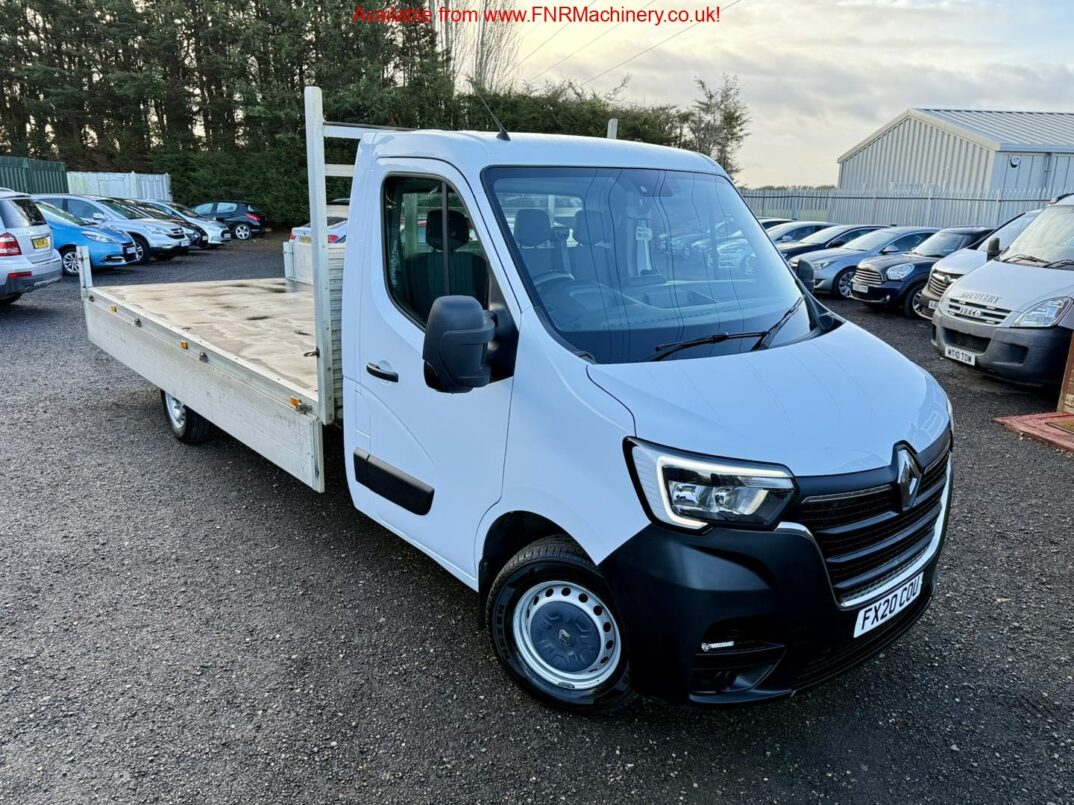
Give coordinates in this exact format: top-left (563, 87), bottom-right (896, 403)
top-left (80, 242), bottom-right (344, 491)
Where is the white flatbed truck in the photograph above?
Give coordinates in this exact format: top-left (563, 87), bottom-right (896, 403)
top-left (82, 87), bottom-right (953, 713)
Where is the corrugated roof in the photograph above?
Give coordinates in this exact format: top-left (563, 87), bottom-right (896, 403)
top-left (917, 109), bottom-right (1074, 151)
top-left (838, 108), bottom-right (1074, 163)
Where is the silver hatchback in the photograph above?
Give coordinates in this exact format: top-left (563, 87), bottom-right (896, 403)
top-left (0, 190), bottom-right (62, 305)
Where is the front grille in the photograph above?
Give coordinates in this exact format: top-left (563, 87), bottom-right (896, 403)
top-left (944, 328), bottom-right (991, 353)
top-left (945, 297), bottom-right (1010, 326)
top-left (792, 449), bottom-right (949, 605)
top-left (927, 271), bottom-right (955, 297)
top-left (854, 266), bottom-right (884, 286)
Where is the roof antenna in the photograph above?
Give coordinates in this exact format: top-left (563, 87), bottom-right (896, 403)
top-left (469, 79), bottom-right (510, 141)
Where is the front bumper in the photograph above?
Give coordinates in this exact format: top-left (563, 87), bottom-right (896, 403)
top-left (810, 263), bottom-right (849, 294)
top-left (207, 230), bottom-right (232, 245)
top-left (147, 234), bottom-right (186, 253)
top-left (89, 241), bottom-right (138, 267)
top-left (850, 279), bottom-right (912, 307)
top-left (600, 440), bottom-right (951, 706)
top-left (4, 255), bottom-right (62, 297)
top-left (932, 311), bottom-right (1072, 385)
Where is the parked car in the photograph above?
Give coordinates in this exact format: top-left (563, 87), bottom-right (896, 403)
top-left (191, 201), bottom-right (269, 240)
top-left (799, 226), bottom-right (938, 299)
top-left (919, 209), bottom-right (1042, 319)
top-left (0, 189), bottom-right (62, 305)
top-left (766, 220), bottom-right (833, 245)
top-left (36, 199), bottom-right (139, 276)
top-left (757, 217), bottom-right (792, 230)
top-left (33, 193), bottom-right (188, 264)
top-left (780, 224), bottom-right (888, 261)
top-left (850, 227), bottom-right (992, 317)
top-left (289, 217), bottom-right (348, 244)
top-left (118, 199), bottom-right (204, 251)
top-left (932, 195), bottom-right (1074, 385)
top-left (137, 200), bottom-right (232, 247)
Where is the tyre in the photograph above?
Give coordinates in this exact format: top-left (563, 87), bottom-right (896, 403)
top-left (160, 390), bottom-right (213, 444)
top-left (60, 246), bottom-right (81, 277)
top-left (832, 267), bottom-right (856, 299)
top-left (131, 235), bottom-right (150, 264)
top-left (905, 279), bottom-right (929, 319)
top-left (486, 535), bottom-right (636, 714)
top-left (232, 222), bottom-right (253, 240)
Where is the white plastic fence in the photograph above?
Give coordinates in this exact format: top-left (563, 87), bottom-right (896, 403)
top-left (740, 187), bottom-right (1060, 229)
top-left (66, 171), bottom-right (172, 201)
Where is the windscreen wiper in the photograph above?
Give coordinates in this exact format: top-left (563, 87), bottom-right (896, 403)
top-left (751, 296), bottom-right (805, 351)
top-left (649, 330), bottom-right (767, 362)
top-left (1001, 253), bottom-right (1048, 265)
top-left (1043, 258), bottom-right (1074, 268)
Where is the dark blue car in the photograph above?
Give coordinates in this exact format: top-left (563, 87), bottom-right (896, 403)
top-left (850, 226), bottom-right (992, 317)
top-left (36, 199), bottom-right (138, 276)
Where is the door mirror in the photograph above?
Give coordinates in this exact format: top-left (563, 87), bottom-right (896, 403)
top-left (92, 212), bottom-right (107, 222)
top-left (986, 237), bottom-right (1001, 262)
top-left (422, 296), bottom-right (495, 394)
top-left (793, 260), bottom-right (815, 287)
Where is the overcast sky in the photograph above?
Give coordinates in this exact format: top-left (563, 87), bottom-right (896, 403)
top-left (513, 0), bottom-right (1074, 186)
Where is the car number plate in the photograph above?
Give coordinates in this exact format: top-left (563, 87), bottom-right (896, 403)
top-left (928, 299), bottom-right (937, 310)
top-left (123, 245), bottom-right (136, 255)
top-left (180, 238), bottom-right (190, 246)
top-left (32, 236), bottom-right (49, 249)
top-left (854, 573), bottom-right (923, 638)
top-left (299, 235), bottom-right (312, 243)
top-left (853, 282), bottom-right (868, 294)
top-left (944, 345), bottom-right (977, 366)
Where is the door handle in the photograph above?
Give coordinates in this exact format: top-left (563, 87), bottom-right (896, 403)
top-left (366, 362), bottom-right (399, 382)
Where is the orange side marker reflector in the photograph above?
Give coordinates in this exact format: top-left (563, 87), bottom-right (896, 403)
top-left (179, 340), bottom-right (189, 350)
top-left (109, 304), bottom-right (117, 313)
top-left (290, 396), bottom-right (301, 408)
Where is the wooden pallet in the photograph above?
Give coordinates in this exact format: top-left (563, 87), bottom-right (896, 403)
top-left (995, 412), bottom-right (1074, 454)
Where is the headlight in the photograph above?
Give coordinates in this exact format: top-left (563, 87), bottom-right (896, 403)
top-left (813, 259), bottom-right (834, 269)
top-left (81, 229), bottom-right (112, 243)
top-left (1011, 297), bottom-right (1073, 328)
top-left (147, 225), bottom-right (171, 235)
top-left (886, 264), bottom-right (914, 280)
top-left (627, 440), bottom-right (796, 530)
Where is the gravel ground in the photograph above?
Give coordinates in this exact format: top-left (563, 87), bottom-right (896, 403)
top-left (1, 238), bottom-right (1072, 804)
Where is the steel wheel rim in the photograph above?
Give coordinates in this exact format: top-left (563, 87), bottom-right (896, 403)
top-left (838, 271), bottom-right (854, 298)
top-left (512, 580), bottom-right (621, 691)
top-left (62, 251), bottom-right (80, 275)
top-left (164, 392), bottom-right (186, 429)
top-left (235, 224), bottom-right (251, 239)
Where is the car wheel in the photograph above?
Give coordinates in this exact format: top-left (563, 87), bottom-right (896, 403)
top-left (161, 390), bottom-right (213, 444)
top-left (131, 235), bottom-right (150, 264)
top-left (905, 279), bottom-right (929, 319)
top-left (486, 535), bottom-right (637, 714)
top-left (60, 247), bottom-right (81, 277)
top-left (833, 268), bottom-right (856, 299)
top-left (233, 223), bottom-right (252, 240)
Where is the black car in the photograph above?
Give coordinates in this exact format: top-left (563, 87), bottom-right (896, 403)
top-left (778, 224), bottom-right (888, 261)
top-left (191, 200), bottom-right (270, 240)
top-left (850, 226), bottom-right (992, 317)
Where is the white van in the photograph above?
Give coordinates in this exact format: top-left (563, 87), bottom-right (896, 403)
top-left (80, 88), bottom-right (953, 712)
top-left (933, 195), bottom-right (1074, 385)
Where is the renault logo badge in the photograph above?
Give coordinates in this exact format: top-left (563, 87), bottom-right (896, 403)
top-left (895, 447), bottom-right (922, 511)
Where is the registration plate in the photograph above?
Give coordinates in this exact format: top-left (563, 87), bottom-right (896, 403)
top-left (123, 245), bottom-right (136, 256)
top-left (853, 282), bottom-right (868, 294)
top-left (180, 238), bottom-right (190, 247)
top-left (32, 236), bottom-right (49, 249)
top-left (854, 573), bottom-right (923, 637)
top-left (299, 235), bottom-right (312, 244)
top-left (944, 345), bottom-right (977, 366)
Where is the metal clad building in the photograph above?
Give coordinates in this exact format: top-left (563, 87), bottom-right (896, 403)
top-left (837, 109), bottom-right (1074, 195)
top-left (0, 155), bottom-right (68, 194)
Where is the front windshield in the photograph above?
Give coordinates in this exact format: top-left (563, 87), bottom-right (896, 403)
top-left (484, 167), bottom-right (810, 364)
top-left (36, 200), bottom-right (86, 226)
top-left (843, 229), bottom-right (896, 252)
top-left (978, 211), bottom-right (1037, 252)
top-left (799, 225), bottom-right (850, 246)
top-left (129, 203), bottom-right (171, 220)
top-left (172, 203), bottom-right (198, 217)
top-left (766, 221), bottom-right (808, 240)
top-left (912, 231), bottom-right (975, 258)
top-left (99, 199), bottom-right (145, 219)
top-left (1001, 205), bottom-right (1074, 266)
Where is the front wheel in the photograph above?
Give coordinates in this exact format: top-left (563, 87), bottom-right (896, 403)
top-left (833, 267), bottom-right (856, 299)
top-left (905, 279), bottom-right (930, 319)
top-left (161, 390), bottom-right (213, 444)
top-left (131, 235), bottom-right (150, 264)
top-left (486, 536), bottom-right (636, 714)
top-left (232, 223), bottom-right (252, 240)
top-left (60, 247), bottom-right (81, 277)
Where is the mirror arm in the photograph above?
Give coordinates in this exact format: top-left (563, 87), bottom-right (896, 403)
top-left (486, 304), bottom-right (518, 381)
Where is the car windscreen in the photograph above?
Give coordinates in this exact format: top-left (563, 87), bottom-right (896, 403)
top-left (977, 211), bottom-right (1039, 252)
top-left (35, 199), bottom-right (87, 226)
top-left (1001, 205), bottom-right (1074, 266)
top-left (798, 225), bottom-right (852, 246)
top-left (912, 231), bottom-right (976, 258)
top-left (172, 203), bottom-right (198, 217)
top-left (98, 199), bottom-right (144, 219)
top-left (0, 197), bottom-right (46, 228)
top-left (484, 167), bottom-right (810, 364)
top-left (843, 229), bottom-right (896, 252)
top-left (766, 222), bottom-right (810, 240)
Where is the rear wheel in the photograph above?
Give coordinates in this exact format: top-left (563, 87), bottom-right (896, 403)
top-left (232, 222), bottom-right (253, 240)
top-left (905, 279), bottom-right (929, 319)
top-left (833, 267), bottom-right (856, 299)
top-left (486, 536), bottom-right (636, 714)
top-left (161, 390), bottom-right (213, 444)
top-left (60, 247), bottom-right (81, 277)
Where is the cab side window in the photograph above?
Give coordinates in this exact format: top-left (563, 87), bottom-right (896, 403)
top-left (382, 176), bottom-right (491, 327)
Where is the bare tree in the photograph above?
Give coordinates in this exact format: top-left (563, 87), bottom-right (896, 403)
top-left (684, 75), bottom-right (749, 178)
top-left (435, 0), bottom-right (520, 90)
